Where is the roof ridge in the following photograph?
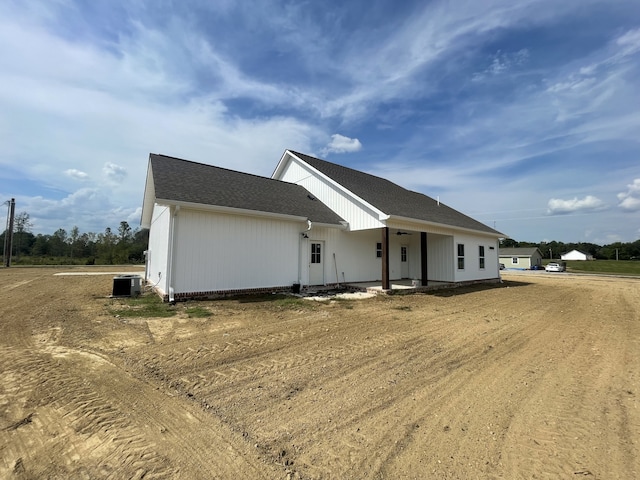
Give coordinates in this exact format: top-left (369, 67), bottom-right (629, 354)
top-left (288, 150), bottom-right (444, 202)
top-left (286, 149), bottom-right (502, 236)
top-left (288, 150), bottom-right (402, 186)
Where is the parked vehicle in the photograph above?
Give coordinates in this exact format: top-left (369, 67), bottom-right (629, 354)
top-left (545, 262), bottom-right (565, 272)
top-left (499, 263), bottom-right (505, 270)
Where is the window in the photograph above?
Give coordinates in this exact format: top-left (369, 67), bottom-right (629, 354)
top-left (376, 242), bottom-right (382, 258)
top-left (457, 243), bottom-right (465, 270)
top-left (512, 257), bottom-right (519, 264)
top-left (479, 246), bottom-right (485, 269)
top-left (401, 246), bottom-right (407, 262)
top-left (311, 243), bottom-right (321, 264)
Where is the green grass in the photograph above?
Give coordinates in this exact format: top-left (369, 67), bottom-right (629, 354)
top-left (271, 296), bottom-right (317, 310)
top-left (109, 294), bottom-right (176, 318)
top-left (185, 306), bottom-right (211, 318)
top-left (562, 260), bottom-right (640, 276)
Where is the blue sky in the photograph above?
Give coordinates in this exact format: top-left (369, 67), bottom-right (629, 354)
top-left (1, 0), bottom-right (639, 244)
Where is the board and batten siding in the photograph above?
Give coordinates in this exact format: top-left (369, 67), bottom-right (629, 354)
top-left (453, 233), bottom-right (500, 283)
top-left (146, 204), bottom-right (172, 295)
top-left (171, 209), bottom-right (304, 294)
top-left (302, 228), bottom-right (384, 284)
top-left (278, 158), bottom-right (384, 231)
top-left (305, 228), bottom-right (429, 284)
top-left (426, 233), bottom-right (455, 282)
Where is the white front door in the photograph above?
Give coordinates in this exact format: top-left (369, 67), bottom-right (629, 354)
top-left (401, 245), bottom-right (409, 278)
top-left (309, 241), bottom-right (324, 285)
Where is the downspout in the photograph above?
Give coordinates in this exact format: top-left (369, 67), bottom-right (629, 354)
top-left (166, 205), bottom-right (180, 303)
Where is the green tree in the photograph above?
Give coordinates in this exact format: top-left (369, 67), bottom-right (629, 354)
top-left (97, 227), bottom-right (116, 264)
top-left (69, 226), bottom-right (80, 259)
top-left (118, 221), bottom-right (132, 244)
top-left (50, 228), bottom-right (68, 257)
top-left (13, 212), bottom-right (34, 260)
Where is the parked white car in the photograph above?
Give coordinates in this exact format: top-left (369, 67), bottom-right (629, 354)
top-left (545, 262), bottom-right (565, 272)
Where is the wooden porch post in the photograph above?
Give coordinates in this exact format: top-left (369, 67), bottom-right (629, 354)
top-left (382, 227), bottom-right (390, 290)
top-left (421, 232), bottom-right (428, 286)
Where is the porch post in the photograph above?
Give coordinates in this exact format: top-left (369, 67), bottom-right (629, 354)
top-left (421, 232), bottom-right (428, 286)
top-left (381, 227), bottom-right (390, 290)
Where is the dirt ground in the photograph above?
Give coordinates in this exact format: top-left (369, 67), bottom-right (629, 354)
top-left (1, 267), bottom-right (639, 479)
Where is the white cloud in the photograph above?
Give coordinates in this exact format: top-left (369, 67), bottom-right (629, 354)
top-left (102, 162), bottom-right (127, 182)
top-left (617, 178), bottom-right (640, 211)
top-left (65, 169), bottom-right (89, 181)
top-left (321, 134), bottom-right (362, 155)
top-left (547, 195), bottom-right (605, 215)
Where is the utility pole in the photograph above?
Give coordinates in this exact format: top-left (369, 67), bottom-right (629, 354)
top-left (3, 198), bottom-right (15, 267)
top-left (549, 248), bottom-right (552, 260)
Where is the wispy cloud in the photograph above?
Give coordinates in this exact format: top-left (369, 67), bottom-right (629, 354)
top-left (0, 0), bottom-right (638, 244)
top-left (472, 49), bottom-right (529, 81)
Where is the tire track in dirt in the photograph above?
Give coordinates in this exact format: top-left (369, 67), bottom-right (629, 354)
top-left (499, 282), bottom-right (640, 479)
top-left (3, 268), bottom-right (639, 479)
top-left (0, 344), bottom-right (177, 479)
top-left (0, 270), bottom-right (284, 479)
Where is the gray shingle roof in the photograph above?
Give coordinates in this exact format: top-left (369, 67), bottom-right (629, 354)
top-left (149, 154), bottom-right (345, 225)
top-left (498, 247), bottom-right (541, 257)
top-left (289, 151), bottom-right (502, 236)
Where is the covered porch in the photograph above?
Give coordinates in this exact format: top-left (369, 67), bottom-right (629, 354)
top-left (345, 278), bottom-right (456, 294)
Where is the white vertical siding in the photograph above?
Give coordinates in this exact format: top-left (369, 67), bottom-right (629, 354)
top-left (278, 159), bottom-right (384, 231)
top-left (146, 204), bottom-right (171, 295)
top-left (302, 228), bottom-right (424, 284)
top-left (171, 209), bottom-right (304, 293)
top-left (427, 234), bottom-right (455, 282)
top-left (453, 234), bottom-right (500, 282)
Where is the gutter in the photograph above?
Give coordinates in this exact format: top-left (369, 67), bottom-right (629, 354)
top-left (154, 199), bottom-right (309, 223)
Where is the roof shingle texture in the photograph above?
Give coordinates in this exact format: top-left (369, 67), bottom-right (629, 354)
top-left (150, 154), bottom-right (345, 225)
top-left (498, 247), bottom-right (541, 256)
top-left (289, 151), bottom-right (502, 235)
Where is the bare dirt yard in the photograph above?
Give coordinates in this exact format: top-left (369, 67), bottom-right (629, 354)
top-left (1, 267), bottom-right (639, 479)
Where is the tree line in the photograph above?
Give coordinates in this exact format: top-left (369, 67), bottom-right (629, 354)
top-left (1, 212), bottom-right (148, 265)
top-left (2, 210), bottom-right (639, 265)
top-left (500, 238), bottom-right (640, 261)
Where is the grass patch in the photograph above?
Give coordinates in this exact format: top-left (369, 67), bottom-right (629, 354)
top-left (185, 306), bottom-right (211, 318)
top-left (109, 294), bottom-right (176, 318)
top-left (564, 260), bottom-right (640, 276)
top-left (272, 296), bottom-right (317, 310)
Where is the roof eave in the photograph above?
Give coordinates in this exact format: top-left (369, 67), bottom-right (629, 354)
top-left (386, 214), bottom-right (504, 238)
top-left (154, 198), bottom-right (346, 225)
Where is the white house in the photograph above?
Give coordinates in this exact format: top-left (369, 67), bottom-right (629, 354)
top-left (141, 151), bottom-right (504, 301)
top-left (561, 249), bottom-right (593, 261)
